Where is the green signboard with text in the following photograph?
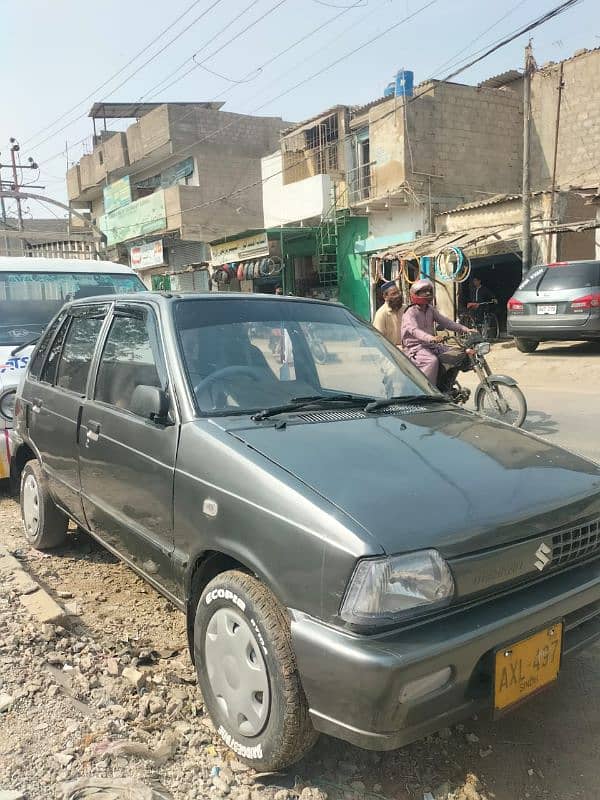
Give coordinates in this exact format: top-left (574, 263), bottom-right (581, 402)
top-left (100, 190), bottom-right (166, 246)
top-left (103, 176), bottom-right (132, 215)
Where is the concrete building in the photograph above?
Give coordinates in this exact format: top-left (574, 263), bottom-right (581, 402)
top-left (0, 219), bottom-right (96, 259)
top-left (66, 102), bottom-right (287, 286)
top-left (529, 48), bottom-right (600, 193)
top-left (347, 70), bottom-right (524, 253)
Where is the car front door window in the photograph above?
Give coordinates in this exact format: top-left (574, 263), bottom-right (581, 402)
top-left (94, 312), bottom-right (166, 414)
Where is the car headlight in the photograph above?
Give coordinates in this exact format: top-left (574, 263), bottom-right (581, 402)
top-left (340, 550), bottom-right (454, 626)
top-left (476, 342), bottom-right (491, 355)
top-left (0, 389), bottom-right (16, 421)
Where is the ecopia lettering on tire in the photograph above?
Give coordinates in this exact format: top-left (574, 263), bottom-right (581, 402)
top-left (218, 726), bottom-right (263, 760)
top-left (205, 588), bottom-right (246, 611)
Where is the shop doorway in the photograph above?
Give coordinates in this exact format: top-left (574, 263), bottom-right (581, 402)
top-left (457, 254), bottom-right (522, 333)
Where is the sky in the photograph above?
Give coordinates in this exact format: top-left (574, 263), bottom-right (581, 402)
top-left (0, 0), bottom-right (598, 218)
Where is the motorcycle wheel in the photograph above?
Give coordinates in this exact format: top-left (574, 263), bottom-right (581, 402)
top-left (475, 380), bottom-right (527, 428)
top-left (311, 342), bottom-right (328, 364)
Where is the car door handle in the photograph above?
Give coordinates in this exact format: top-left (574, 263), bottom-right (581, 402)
top-left (86, 420), bottom-right (101, 444)
top-left (31, 398), bottom-right (43, 414)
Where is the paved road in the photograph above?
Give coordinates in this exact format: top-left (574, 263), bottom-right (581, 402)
top-left (464, 339), bottom-right (600, 463)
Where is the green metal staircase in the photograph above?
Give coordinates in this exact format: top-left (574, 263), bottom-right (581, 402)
top-left (315, 184), bottom-right (349, 288)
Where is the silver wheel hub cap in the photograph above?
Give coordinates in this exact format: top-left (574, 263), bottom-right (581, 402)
top-left (22, 474), bottom-right (40, 538)
top-left (205, 607), bottom-right (270, 737)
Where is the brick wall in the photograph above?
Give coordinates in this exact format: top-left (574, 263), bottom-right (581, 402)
top-left (407, 82), bottom-right (523, 207)
top-left (366, 81), bottom-right (522, 211)
top-left (530, 49), bottom-right (600, 191)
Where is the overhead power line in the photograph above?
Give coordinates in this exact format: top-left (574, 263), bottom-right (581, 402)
top-left (138, 0), bottom-right (264, 100)
top-left (36, 0), bottom-right (366, 170)
top-left (87, 0), bottom-right (585, 239)
top-left (24, 0), bottom-right (220, 149)
top-left (142, 0), bottom-right (290, 101)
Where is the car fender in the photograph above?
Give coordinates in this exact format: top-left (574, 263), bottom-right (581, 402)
top-left (474, 374), bottom-right (518, 405)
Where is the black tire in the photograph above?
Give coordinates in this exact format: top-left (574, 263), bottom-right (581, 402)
top-left (481, 313), bottom-right (499, 341)
top-left (20, 460), bottom-right (68, 549)
top-left (194, 570), bottom-right (318, 771)
top-left (515, 337), bottom-right (539, 353)
top-left (475, 380), bottom-right (527, 428)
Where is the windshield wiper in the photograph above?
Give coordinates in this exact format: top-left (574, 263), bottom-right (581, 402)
top-left (252, 394), bottom-right (374, 422)
top-left (364, 394), bottom-right (449, 413)
top-left (10, 337), bottom-right (39, 356)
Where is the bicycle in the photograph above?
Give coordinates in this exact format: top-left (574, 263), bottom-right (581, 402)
top-left (459, 301), bottom-right (500, 341)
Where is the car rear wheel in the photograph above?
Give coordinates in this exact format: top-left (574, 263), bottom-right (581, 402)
top-left (20, 460), bottom-right (68, 549)
top-left (194, 570), bottom-right (318, 771)
top-left (514, 337), bottom-right (539, 353)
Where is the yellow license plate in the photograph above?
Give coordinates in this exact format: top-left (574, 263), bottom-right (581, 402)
top-left (494, 622), bottom-right (563, 712)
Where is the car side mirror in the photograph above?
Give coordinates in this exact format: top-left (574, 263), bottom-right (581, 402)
top-left (130, 385), bottom-right (171, 424)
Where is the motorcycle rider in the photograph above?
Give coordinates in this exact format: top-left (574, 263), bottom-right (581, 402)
top-left (373, 280), bottom-right (404, 347)
top-left (401, 278), bottom-right (474, 385)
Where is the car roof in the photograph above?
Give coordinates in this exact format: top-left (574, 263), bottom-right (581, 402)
top-left (65, 291), bottom-right (339, 310)
top-left (0, 256), bottom-right (137, 274)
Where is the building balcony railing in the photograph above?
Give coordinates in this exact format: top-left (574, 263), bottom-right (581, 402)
top-left (347, 161), bottom-right (376, 205)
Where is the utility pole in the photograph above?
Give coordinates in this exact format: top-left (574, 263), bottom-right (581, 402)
top-left (0, 138), bottom-right (39, 232)
top-left (521, 41), bottom-right (534, 277)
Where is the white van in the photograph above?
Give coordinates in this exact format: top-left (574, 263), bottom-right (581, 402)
top-left (0, 257), bottom-right (145, 479)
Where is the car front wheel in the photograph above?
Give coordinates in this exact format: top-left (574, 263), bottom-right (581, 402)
top-left (514, 337), bottom-right (540, 353)
top-left (194, 570), bottom-right (318, 771)
top-left (20, 460), bottom-right (68, 549)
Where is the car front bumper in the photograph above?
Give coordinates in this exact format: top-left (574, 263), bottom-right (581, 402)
top-left (290, 557), bottom-right (600, 750)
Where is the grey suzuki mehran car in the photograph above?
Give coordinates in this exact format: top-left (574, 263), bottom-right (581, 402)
top-left (10, 292), bottom-right (600, 770)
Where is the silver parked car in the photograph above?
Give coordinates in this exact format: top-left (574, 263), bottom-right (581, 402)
top-left (507, 260), bottom-right (600, 352)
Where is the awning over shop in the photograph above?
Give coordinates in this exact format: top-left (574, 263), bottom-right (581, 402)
top-left (377, 225), bottom-right (522, 261)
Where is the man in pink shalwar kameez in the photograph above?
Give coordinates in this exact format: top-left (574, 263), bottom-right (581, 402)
top-left (401, 278), bottom-right (472, 385)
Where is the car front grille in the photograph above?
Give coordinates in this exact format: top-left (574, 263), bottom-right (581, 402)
top-left (552, 518), bottom-right (600, 566)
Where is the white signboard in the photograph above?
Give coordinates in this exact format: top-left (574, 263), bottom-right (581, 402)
top-left (130, 240), bottom-right (164, 269)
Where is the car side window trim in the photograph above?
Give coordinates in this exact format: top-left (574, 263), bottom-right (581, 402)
top-left (28, 311), bottom-right (68, 382)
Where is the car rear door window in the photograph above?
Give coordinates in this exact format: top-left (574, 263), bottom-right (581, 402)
top-left (94, 311), bottom-right (165, 414)
top-left (537, 262), bottom-right (600, 291)
top-left (40, 317), bottom-right (70, 385)
top-left (55, 315), bottom-right (104, 395)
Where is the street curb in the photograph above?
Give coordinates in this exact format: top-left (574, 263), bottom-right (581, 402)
top-left (0, 544), bottom-right (68, 626)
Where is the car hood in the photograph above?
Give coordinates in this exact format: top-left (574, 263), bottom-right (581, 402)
top-left (226, 408), bottom-right (600, 558)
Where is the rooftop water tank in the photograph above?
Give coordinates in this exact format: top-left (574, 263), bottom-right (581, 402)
top-left (395, 69), bottom-right (414, 97)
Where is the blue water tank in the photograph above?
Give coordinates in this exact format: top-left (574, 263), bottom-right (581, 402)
top-left (383, 82), bottom-right (395, 98)
top-left (395, 69), bottom-right (414, 97)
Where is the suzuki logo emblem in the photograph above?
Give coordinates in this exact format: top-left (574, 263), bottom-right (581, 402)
top-left (534, 542), bottom-right (552, 571)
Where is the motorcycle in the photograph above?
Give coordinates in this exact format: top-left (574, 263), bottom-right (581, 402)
top-left (436, 332), bottom-right (527, 427)
top-left (305, 323), bottom-right (329, 365)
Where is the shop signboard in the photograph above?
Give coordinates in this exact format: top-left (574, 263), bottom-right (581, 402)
top-left (130, 240), bottom-right (164, 270)
top-left (103, 176), bottom-right (132, 215)
top-left (100, 190), bottom-right (167, 246)
top-left (136, 157), bottom-right (195, 190)
top-left (211, 232), bottom-right (269, 265)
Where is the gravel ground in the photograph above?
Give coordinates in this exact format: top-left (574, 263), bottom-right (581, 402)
top-left (1, 463), bottom-right (597, 800)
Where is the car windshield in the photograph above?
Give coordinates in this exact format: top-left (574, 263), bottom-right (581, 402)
top-left (0, 271), bottom-right (145, 345)
top-left (517, 261), bottom-right (600, 292)
top-left (175, 298), bottom-right (433, 415)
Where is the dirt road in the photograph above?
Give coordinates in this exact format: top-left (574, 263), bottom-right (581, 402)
top-left (1, 340), bottom-right (599, 800)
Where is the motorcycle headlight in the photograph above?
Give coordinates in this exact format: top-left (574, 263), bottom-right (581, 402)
top-left (340, 549), bottom-right (455, 626)
top-left (476, 342), bottom-right (491, 355)
top-left (0, 389), bottom-right (16, 421)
